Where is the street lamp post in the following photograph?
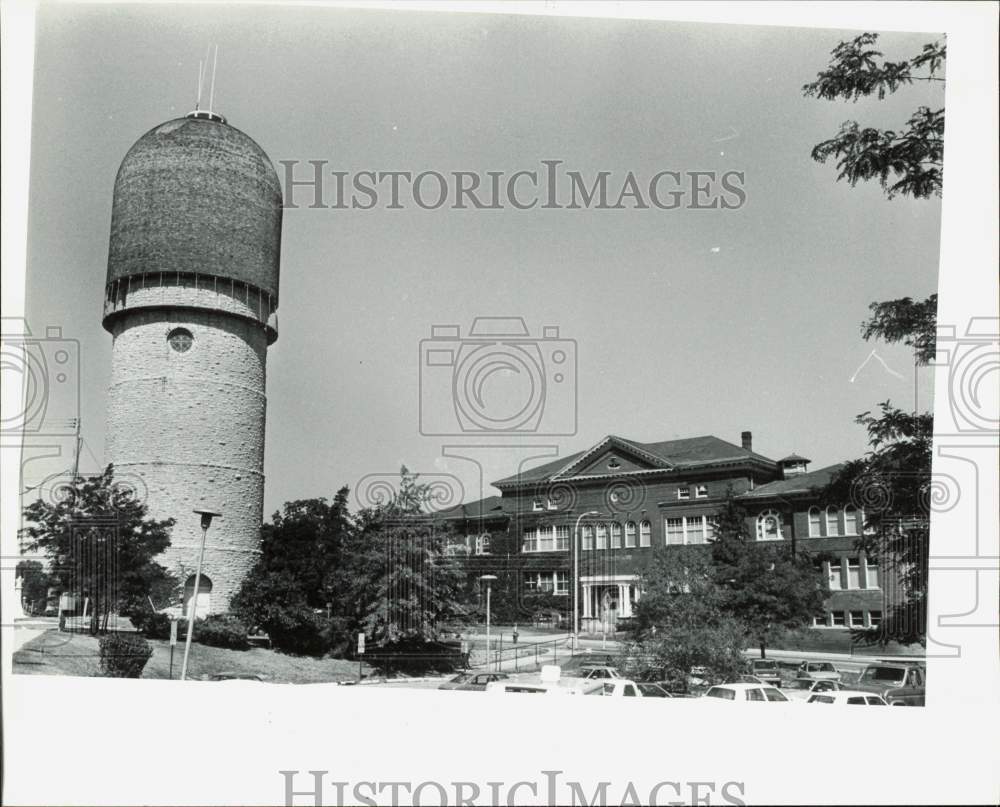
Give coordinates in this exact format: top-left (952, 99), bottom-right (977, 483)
top-left (573, 510), bottom-right (601, 653)
top-left (180, 508), bottom-right (221, 681)
top-left (480, 574), bottom-right (497, 671)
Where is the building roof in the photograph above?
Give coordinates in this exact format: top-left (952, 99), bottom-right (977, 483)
top-left (106, 115), bottom-right (282, 299)
top-left (493, 434), bottom-right (776, 488)
top-left (436, 495), bottom-right (506, 521)
top-left (739, 463), bottom-right (844, 499)
top-left (778, 453), bottom-right (811, 463)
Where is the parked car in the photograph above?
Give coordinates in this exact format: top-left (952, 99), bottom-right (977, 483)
top-left (438, 673), bottom-right (475, 690)
top-left (572, 665), bottom-right (623, 680)
top-left (807, 690), bottom-right (888, 705)
top-left (586, 679), bottom-right (645, 697)
top-left (450, 672), bottom-right (509, 691)
top-left (485, 665), bottom-right (603, 696)
top-left (726, 674), bottom-right (766, 686)
top-left (796, 661), bottom-right (842, 683)
top-left (784, 679), bottom-right (844, 701)
top-left (636, 683), bottom-right (674, 698)
top-left (703, 683), bottom-right (789, 702)
top-left (852, 662), bottom-right (926, 706)
top-left (749, 659), bottom-right (782, 687)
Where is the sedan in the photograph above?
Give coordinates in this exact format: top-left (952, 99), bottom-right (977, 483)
top-left (703, 683), bottom-right (789, 702)
top-left (807, 690), bottom-right (888, 705)
top-left (784, 679), bottom-right (844, 701)
top-left (796, 661), bottom-right (842, 682)
top-left (439, 672), bottom-right (509, 691)
top-left (636, 683), bottom-right (674, 698)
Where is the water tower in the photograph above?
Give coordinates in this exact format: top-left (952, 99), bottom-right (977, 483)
top-left (102, 108), bottom-right (282, 614)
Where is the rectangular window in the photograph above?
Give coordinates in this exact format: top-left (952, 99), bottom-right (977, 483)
top-left (864, 558), bottom-right (880, 589)
top-left (666, 518), bottom-right (684, 546)
top-left (844, 507), bottom-right (861, 535)
top-left (868, 610), bottom-right (882, 628)
top-left (523, 572), bottom-right (539, 591)
top-left (555, 525), bottom-right (570, 551)
top-left (677, 487), bottom-right (691, 500)
top-left (610, 522), bottom-right (622, 549)
top-left (537, 526), bottom-right (554, 552)
top-left (813, 615), bottom-right (828, 627)
top-left (554, 571), bottom-right (569, 595)
top-left (522, 529), bottom-right (536, 553)
top-left (850, 610), bottom-right (865, 627)
top-left (686, 516), bottom-right (708, 545)
top-left (847, 559), bottom-right (861, 589)
top-left (639, 521), bottom-right (651, 547)
top-left (582, 525), bottom-right (594, 551)
top-left (595, 523), bottom-right (608, 550)
top-left (538, 573), bottom-right (555, 593)
top-left (809, 508), bottom-right (822, 537)
top-left (831, 611), bottom-right (846, 627)
top-left (695, 485), bottom-right (708, 499)
top-left (828, 561), bottom-right (843, 590)
top-left (826, 508), bottom-right (841, 536)
top-left (624, 522), bottom-right (637, 548)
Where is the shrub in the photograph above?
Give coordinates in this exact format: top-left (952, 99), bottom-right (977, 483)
top-left (264, 605), bottom-right (332, 656)
top-left (194, 614), bottom-right (250, 650)
top-left (98, 632), bottom-right (153, 678)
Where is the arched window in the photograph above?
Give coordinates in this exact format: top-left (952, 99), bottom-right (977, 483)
top-left (825, 506), bottom-right (841, 536)
top-left (624, 521), bottom-right (637, 548)
top-left (610, 522), bottom-right (623, 548)
top-left (183, 574), bottom-right (213, 617)
top-left (595, 523), bottom-right (608, 549)
top-left (639, 520), bottom-right (651, 547)
top-left (582, 524), bottom-right (594, 551)
top-left (756, 510), bottom-right (782, 541)
top-left (843, 506), bottom-right (860, 535)
top-left (808, 507), bottom-right (822, 537)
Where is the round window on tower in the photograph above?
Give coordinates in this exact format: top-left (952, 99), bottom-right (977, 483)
top-left (167, 327), bottom-right (194, 353)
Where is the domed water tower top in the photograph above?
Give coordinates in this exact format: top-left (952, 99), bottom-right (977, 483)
top-left (106, 112), bottom-right (282, 300)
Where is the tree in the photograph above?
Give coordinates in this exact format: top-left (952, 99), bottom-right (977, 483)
top-left (862, 294), bottom-right (938, 365)
top-left (803, 33), bottom-right (945, 199)
top-left (231, 488), bottom-right (353, 655)
top-left (710, 491), bottom-right (827, 658)
top-left (822, 402), bottom-right (932, 646)
top-left (21, 465), bottom-right (177, 634)
top-left (344, 466), bottom-right (468, 645)
top-left (16, 559), bottom-right (51, 614)
top-left (628, 545), bottom-right (747, 689)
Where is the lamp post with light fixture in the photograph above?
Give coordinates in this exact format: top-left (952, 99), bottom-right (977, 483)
top-left (573, 510), bottom-right (601, 652)
top-left (180, 508), bottom-right (221, 681)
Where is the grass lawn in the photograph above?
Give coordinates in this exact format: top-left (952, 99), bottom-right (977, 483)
top-left (13, 629), bottom-right (374, 683)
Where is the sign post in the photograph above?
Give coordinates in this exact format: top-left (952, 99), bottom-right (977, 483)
top-left (169, 618), bottom-right (178, 679)
top-left (357, 632), bottom-right (365, 682)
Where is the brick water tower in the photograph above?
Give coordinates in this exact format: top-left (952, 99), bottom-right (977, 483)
top-left (102, 108), bottom-right (282, 614)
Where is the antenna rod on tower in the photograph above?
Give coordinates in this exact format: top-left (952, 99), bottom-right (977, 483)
top-left (209, 44), bottom-right (219, 112)
top-left (196, 59), bottom-right (203, 110)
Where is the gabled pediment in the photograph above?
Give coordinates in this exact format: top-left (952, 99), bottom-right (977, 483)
top-left (552, 435), bottom-right (673, 480)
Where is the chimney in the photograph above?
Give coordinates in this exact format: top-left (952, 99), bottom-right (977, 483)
top-left (741, 431), bottom-right (752, 452)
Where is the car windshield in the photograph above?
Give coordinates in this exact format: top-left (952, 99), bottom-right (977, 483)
top-left (863, 667), bottom-right (906, 684)
top-left (763, 688), bottom-right (788, 702)
top-left (808, 695), bottom-right (836, 703)
top-left (450, 674), bottom-right (472, 683)
top-left (813, 663), bottom-right (835, 672)
top-left (706, 687), bottom-right (736, 700)
top-left (753, 661), bottom-right (778, 670)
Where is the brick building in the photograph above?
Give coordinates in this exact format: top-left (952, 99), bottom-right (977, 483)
top-left (438, 431), bottom-right (896, 634)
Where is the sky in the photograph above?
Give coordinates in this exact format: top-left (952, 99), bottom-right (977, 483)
top-left (23, 4), bottom-right (943, 518)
